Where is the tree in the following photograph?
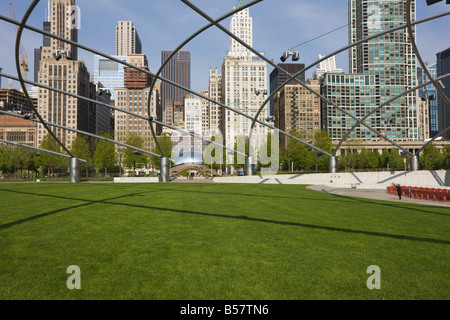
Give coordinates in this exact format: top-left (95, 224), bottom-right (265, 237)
top-left (313, 130), bottom-right (333, 171)
top-left (70, 135), bottom-right (92, 178)
top-left (367, 149), bottom-right (380, 170)
top-left (93, 133), bottom-right (117, 177)
top-left (388, 149), bottom-right (403, 170)
top-left (123, 134), bottom-right (148, 174)
top-left (420, 143), bottom-right (443, 170)
top-left (443, 145), bottom-right (450, 170)
top-left (150, 133), bottom-right (173, 170)
top-left (0, 145), bottom-right (12, 175)
top-left (282, 131), bottom-right (314, 171)
top-left (233, 135), bottom-right (249, 169)
top-left (35, 133), bottom-right (67, 177)
top-left (380, 148), bottom-right (390, 169)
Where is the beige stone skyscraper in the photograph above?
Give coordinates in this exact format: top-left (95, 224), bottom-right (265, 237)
top-left (40, 0), bottom-right (78, 61)
top-left (37, 0), bottom-right (94, 148)
top-left (116, 21), bottom-right (142, 56)
top-left (222, 0), bottom-right (269, 162)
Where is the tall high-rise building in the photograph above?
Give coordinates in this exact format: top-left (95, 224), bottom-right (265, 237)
top-left (115, 21), bottom-right (142, 56)
top-left (222, 1), bottom-right (269, 161)
top-left (436, 47), bottom-right (450, 140)
top-left (228, 0), bottom-right (255, 60)
top-left (208, 68), bottom-right (223, 134)
top-left (36, 0), bottom-right (94, 148)
top-left (273, 78), bottom-right (322, 148)
top-left (40, 0), bottom-right (78, 61)
top-left (347, 0), bottom-right (418, 141)
top-left (160, 50), bottom-right (191, 109)
top-left (269, 63), bottom-right (306, 116)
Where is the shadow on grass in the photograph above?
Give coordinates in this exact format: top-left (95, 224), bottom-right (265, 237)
top-left (0, 186), bottom-right (449, 245)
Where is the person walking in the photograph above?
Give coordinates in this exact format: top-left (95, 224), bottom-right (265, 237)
top-left (396, 184), bottom-right (402, 200)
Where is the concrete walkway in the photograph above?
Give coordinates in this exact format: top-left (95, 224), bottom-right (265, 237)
top-left (307, 185), bottom-right (450, 207)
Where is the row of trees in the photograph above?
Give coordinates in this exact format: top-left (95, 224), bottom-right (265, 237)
top-left (0, 133), bottom-right (173, 179)
top-left (1, 130), bottom-right (449, 178)
top-left (204, 130), bottom-right (450, 172)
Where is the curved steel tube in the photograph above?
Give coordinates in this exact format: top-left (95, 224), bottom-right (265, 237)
top-left (406, 0), bottom-right (450, 155)
top-left (14, 0), bottom-right (73, 157)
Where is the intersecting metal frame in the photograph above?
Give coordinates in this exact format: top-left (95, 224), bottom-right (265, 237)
top-left (1, 0), bottom-right (449, 182)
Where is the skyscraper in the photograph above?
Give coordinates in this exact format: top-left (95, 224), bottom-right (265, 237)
top-left (37, 0), bottom-right (93, 148)
top-left (222, 0), bottom-right (269, 161)
top-left (348, 0), bottom-right (418, 141)
top-left (160, 50), bottom-right (191, 109)
top-left (228, 0), bottom-right (255, 60)
top-left (269, 63), bottom-right (306, 116)
top-left (40, 0), bottom-right (78, 61)
top-left (114, 55), bottom-right (162, 152)
top-left (93, 55), bottom-right (129, 101)
top-left (436, 47), bottom-right (450, 140)
top-left (115, 21), bottom-right (142, 56)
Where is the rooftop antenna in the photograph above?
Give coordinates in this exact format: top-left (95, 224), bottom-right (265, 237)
top-left (46, 0), bottom-right (50, 22)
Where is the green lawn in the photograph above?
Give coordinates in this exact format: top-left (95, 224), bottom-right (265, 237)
top-left (0, 182), bottom-right (448, 300)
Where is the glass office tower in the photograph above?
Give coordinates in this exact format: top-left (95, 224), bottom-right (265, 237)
top-left (348, 0), bottom-right (418, 141)
top-left (93, 55), bottom-right (129, 101)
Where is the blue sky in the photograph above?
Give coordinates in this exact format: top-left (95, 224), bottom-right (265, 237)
top-left (1, 0), bottom-right (449, 93)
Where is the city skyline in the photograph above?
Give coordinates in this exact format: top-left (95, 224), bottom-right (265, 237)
top-left (1, 0), bottom-right (448, 95)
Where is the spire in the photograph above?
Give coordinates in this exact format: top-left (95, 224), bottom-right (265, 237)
top-left (236, 0), bottom-right (245, 8)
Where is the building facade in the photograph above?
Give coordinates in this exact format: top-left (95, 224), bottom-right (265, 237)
top-left (37, 57), bottom-right (93, 147)
top-left (0, 88), bottom-right (35, 114)
top-left (418, 63), bottom-right (438, 137)
top-left (115, 21), bottom-right (142, 56)
top-left (0, 115), bottom-right (37, 147)
top-left (114, 83), bottom-right (162, 152)
top-left (93, 55), bottom-right (129, 101)
top-left (321, 73), bottom-right (381, 141)
top-left (269, 63), bottom-right (306, 116)
top-left (160, 50), bottom-right (191, 110)
top-left (184, 95), bottom-right (203, 135)
top-left (436, 47), bottom-right (450, 140)
top-left (208, 68), bottom-right (224, 134)
top-left (273, 79), bottom-right (321, 149)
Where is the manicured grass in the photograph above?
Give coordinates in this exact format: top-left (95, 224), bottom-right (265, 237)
top-left (0, 182), bottom-right (448, 300)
